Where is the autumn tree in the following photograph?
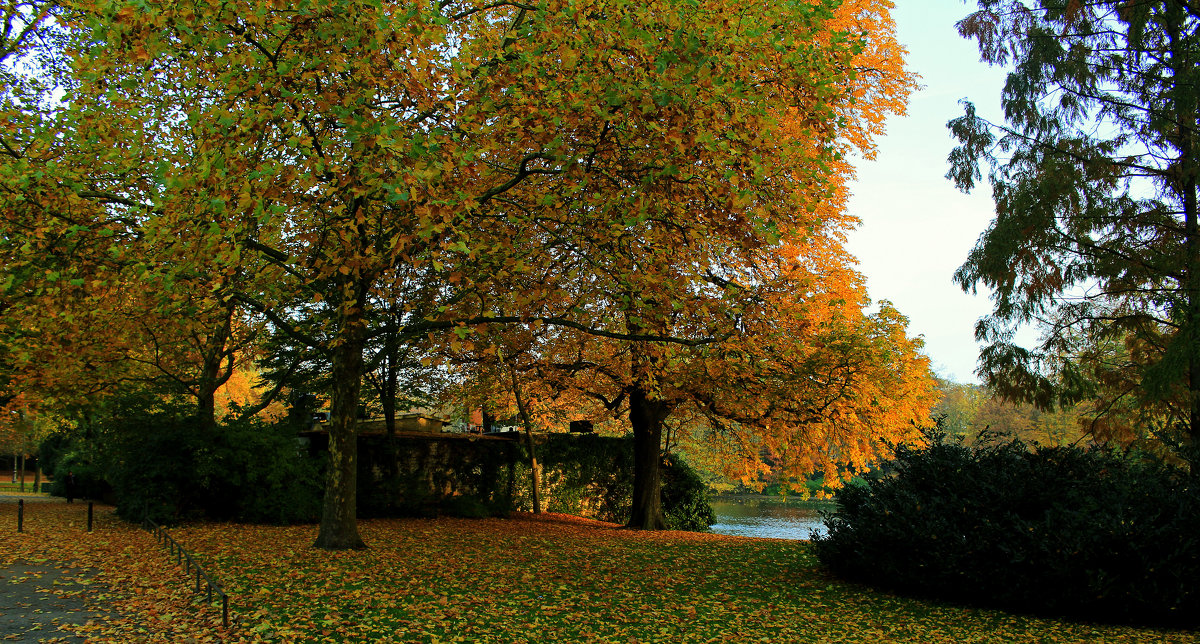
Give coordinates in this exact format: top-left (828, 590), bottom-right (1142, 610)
top-left (0, 0), bottom-right (285, 444)
top-left (50, 0), bottom-right (842, 547)
top-left (440, 0), bottom-right (923, 527)
top-left (932, 378), bottom-right (986, 441)
top-left (948, 1), bottom-right (1200, 457)
top-left (7, 0), bottom-right (917, 546)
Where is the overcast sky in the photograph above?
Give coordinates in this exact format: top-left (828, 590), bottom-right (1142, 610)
top-left (845, 0), bottom-right (1014, 384)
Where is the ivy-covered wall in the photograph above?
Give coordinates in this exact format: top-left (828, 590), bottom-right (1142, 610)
top-left (348, 433), bottom-right (634, 521)
top-left (305, 431), bottom-right (712, 529)
top-left (355, 432), bottom-right (524, 518)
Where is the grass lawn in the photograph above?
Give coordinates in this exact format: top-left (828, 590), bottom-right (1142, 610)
top-left (2, 502), bottom-right (1196, 643)
top-left (0, 481), bottom-right (46, 495)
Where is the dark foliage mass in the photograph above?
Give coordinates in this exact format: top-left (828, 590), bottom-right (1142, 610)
top-left (660, 451), bottom-right (717, 531)
top-left (814, 430), bottom-right (1200, 627)
top-left (43, 394), bottom-right (324, 525)
top-left (43, 408), bottom-right (714, 531)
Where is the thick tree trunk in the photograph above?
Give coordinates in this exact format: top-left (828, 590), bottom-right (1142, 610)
top-left (195, 302), bottom-right (236, 436)
top-left (314, 302), bottom-right (368, 550)
top-left (628, 385), bottom-right (671, 530)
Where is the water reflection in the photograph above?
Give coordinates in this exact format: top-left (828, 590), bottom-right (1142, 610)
top-left (709, 497), bottom-right (830, 540)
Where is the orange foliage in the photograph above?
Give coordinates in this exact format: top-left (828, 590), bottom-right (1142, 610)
top-left (213, 366), bottom-right (288, 423)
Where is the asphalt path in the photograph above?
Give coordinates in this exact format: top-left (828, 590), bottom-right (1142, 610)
top-left (1, 495), bottom-right (108, 643)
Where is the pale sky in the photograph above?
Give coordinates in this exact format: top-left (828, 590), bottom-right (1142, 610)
top-left (845, 0), bottom-right (1013, 384)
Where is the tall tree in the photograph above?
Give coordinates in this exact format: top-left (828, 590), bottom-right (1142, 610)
top-left (443, 0), bottom-right (920, 527)
top-left (7, 0), bottom-right (912, 547)
top-left (948, 1), bottom-right (1200, 453)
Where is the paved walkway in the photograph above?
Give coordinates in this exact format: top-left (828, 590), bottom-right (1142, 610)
top-left (0, 561), bottom-right (104, 643)
top-left (1, 495), bottom-right (108, 642)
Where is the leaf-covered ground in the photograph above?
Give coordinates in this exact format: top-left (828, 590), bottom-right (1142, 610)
top-left (2, 500), bottom-right (1196, 643)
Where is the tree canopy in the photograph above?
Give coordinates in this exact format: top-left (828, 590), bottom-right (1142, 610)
top-left (2, 0), bottom-right (929, 546)
top-left (949, 0), bottom-right (1200, 457)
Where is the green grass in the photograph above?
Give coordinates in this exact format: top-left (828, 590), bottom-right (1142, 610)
top-left (5, 505), bottom-right (1197, 642)
top-left (0, 481), bottom-right (46, 494)
top-left (158, 514), bottom-right (1198, 643)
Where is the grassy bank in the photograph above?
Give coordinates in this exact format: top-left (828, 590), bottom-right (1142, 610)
top-left (1, 501), bottom-right (1195, 643)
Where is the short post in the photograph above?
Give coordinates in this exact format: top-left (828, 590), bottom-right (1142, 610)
top-left (87, 502), bottom-right (94, 532)
top-left (17, 499), bottom-right (23, 533)
top-left (222, 594), bottom-right (229, 627)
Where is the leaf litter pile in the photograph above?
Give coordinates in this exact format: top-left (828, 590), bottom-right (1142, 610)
top-left (2, 502), bottom-right (1196, 643)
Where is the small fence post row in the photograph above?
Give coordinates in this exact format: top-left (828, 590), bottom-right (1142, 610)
top-left (142, 516), bottom-right (230, 628)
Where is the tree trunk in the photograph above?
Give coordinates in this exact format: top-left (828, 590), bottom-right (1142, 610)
top-left (314, 299), bottom-right (368, 550)
top-left (506, 360), bottom-right (542, 513)
top-left (1166, 12), bottom-right (1199, 455)
top-left (627, 385), bottom-right (671, 530)
top-left (195, 302), bottom-right (236, 436)
top-left (1185, 170), bottom-right (1199, 445)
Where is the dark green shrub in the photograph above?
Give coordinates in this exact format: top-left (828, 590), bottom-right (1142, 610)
top-left (661, 452), bottom-right (715, 531)
top-left (813, 431), bottom-right (1200, 627)
top-left (440, 495), bottom-right (494, 519)
top-left (96, 397), bottom-right (206, 523)
top-left (47, 452), bottom-right (110, 502)
top-left (192, 415), bottom-right (324, 525)
top-left (37, 433), bottom-right (72, 481)
top-left (54, 393), bottom-right (322, 525)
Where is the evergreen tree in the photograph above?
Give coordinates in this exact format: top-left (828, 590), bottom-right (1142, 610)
top-left (949, 0), bottom-right (1200, 452)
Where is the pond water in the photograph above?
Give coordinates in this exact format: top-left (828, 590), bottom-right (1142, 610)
top-left (709, 497), bottom-right (831, 540)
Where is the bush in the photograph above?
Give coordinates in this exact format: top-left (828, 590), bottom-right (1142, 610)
top-left (661, 452), bottom-right (715, 531)
top-left (193, 415), bottom-right (324, 525)
top-left (54, 393), bottom-right (323, 525)
top-left (812, 431), bottom-right (1200, 627)
top-left (46, 453), bottom-right (111, 502)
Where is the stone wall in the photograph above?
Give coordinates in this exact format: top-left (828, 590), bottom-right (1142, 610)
top-left (304, 432), bottom-right (636, 521)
